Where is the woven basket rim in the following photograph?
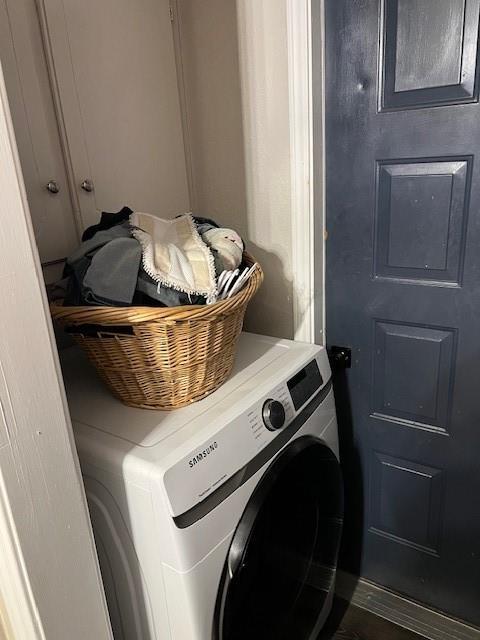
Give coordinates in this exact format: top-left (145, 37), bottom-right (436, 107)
top-left (50, 252), bottom-right (263, 326)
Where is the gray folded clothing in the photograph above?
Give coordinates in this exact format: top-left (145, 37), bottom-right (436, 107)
top-left (61, 210), bottom-right (229, 308)
top-left (64, 223), bottom-right (142, 306)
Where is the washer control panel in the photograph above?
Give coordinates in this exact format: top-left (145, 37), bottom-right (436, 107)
top-left (247, 383), bottom-right (294, 445)
top-left (164, 352), bottom-right (331, 517)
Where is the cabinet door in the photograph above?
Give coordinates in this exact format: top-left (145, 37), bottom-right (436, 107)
top-left (0, 0), bottom-right (78, 264)
top-left (41, 0), bottom-right (190, 230)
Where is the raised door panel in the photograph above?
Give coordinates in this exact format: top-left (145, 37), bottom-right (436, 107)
top-left (0, 0), bottom-right (78, 263)
top-left (381, 0), bottom-right (480, 110)
top-left (42, 0), bottom-right (190, 229)
top-left (372, 321), bottom-right (456, 432)
top-left (369, 452), bottom-right (444, 556)
top-left (374, 158), bottom-right (471, 285)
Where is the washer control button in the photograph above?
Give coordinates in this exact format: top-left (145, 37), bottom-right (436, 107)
top-left (262, 399), bottom-right (286, 431)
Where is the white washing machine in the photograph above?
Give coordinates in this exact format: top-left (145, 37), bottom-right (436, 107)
top-left (61, 332), bottom-right (343, 640)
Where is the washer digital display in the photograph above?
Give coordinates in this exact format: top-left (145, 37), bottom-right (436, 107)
top-left (287, 360), bottom-right (323, 410)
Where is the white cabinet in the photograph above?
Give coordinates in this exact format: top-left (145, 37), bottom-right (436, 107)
top-left (0, 0), bottom-right (78, 264)
top-left (0, 0), bottom-right (190, 271)
top-left (40, 0), bottom-right (190, 230)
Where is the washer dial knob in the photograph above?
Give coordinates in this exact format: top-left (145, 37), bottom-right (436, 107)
top-left (262, 399), bottom-right (286, 431)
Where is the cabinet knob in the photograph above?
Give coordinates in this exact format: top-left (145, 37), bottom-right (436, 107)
top-left (46, 180), bottom-right (59, 194)
top-left (81, 179), bottom-right (94, 193)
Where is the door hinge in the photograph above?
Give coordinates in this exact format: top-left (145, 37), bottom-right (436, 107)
top-left (169, 5), bottom-right (174, 22)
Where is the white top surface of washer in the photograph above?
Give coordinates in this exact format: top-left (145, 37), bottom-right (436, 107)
top-left (61, 332), bottom-right (323, 448)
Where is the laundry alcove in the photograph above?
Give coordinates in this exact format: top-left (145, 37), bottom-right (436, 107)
top-left (0, 3), bottom-right (321, 637)
top-left (0, 0), bottom-right (295, 338)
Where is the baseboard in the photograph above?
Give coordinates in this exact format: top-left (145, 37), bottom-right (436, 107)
top-left (335, 571), bottom-right (480, 640)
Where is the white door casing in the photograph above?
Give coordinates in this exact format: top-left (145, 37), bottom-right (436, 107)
top-left (287, 0), bottom-right (324, 344)
top-left (0, 57), bottom-right (113, 639)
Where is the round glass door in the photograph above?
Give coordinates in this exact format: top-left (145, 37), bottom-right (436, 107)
top-left (214, 436), bottom-right (344, 640)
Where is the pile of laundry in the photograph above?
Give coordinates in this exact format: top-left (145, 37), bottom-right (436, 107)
top-left (56, 207), bottom-right (256, 307)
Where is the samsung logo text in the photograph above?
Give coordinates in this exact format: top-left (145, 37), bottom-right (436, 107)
top-left (189, 442), bottom-right (218, 468)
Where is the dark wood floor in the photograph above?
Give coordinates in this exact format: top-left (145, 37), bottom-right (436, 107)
top-left (318, 598), bottom-right (426, 640)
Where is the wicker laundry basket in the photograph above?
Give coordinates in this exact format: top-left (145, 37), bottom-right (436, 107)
top-left (51, 253), bottom-right (263, 410)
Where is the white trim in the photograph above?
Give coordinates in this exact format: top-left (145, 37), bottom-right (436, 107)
top-left (0, 465), bottom-right (44, 639)
top-left (319, 0), bottom-right (327, 345)
top-left (287, 0), bottom-right (326, 345)
top-left (336, 571), bottom-right (480, 640)
top-left (287, 0), bottom-right (316, 343)
top-left (0, 59), bottom-right (112, 639)
top-left (311, 0), bottom-right (326, 345)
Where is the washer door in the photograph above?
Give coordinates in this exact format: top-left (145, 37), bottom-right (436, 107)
top-left (214, 436), bottom-right (343, 640)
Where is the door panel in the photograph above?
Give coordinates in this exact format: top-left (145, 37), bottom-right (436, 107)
top-left (374, 158), bottom-right (471, 285)
top-left (372, 320), bottom-right (456, 432)
top-left (369, 452), bottom-right (444, 556)
top-left (381, 0), bottom-right (480, 109)
top-left (325, 0), bottom-right (480, 624)
top-left (0, 0), bottom-right (78, 263)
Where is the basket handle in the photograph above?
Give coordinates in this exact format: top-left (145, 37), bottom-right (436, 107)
top-left (65, 324), bottom-right (134, 338)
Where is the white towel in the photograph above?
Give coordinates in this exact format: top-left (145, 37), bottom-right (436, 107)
top-left (130, 212), bottom-right (218, 303)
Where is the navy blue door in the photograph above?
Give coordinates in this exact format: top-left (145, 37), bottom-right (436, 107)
top-left (325, 0), bottom-right (480, 624)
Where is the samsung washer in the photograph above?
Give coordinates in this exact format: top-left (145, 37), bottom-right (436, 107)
top-left (61, 332), bottom-right (343, 640)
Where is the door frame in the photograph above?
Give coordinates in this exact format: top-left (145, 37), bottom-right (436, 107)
top-left (0, 59), bottom-right (112, 639)
top-left (287, 0), bottom-right (325, 344)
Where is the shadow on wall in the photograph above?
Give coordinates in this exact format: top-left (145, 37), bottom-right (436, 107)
top-left (244, 242), bottom-right (293, 339)
top-left (177, 0), bottom-right (294, 339)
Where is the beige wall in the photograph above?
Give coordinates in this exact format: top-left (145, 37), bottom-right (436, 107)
top-left (177, 0), bottom-right (294, 338)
